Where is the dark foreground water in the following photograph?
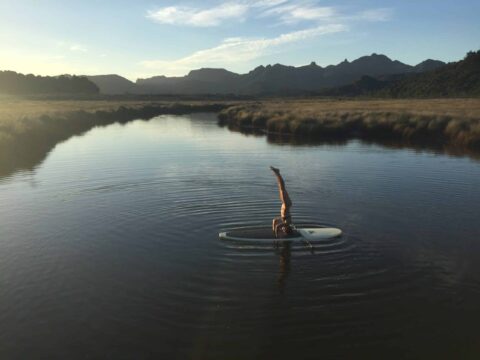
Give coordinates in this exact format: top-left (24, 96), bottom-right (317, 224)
top-left (1, 114), bottom-right (480, 359)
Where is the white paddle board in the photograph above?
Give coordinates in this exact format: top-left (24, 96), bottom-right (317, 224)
top-left (219, 225), bottom-right (342, 243)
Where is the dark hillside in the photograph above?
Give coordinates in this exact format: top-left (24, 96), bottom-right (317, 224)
top-left (379, 50), bottom-right (480, 97)
top-left (0, 71), bottom-right (99, 95)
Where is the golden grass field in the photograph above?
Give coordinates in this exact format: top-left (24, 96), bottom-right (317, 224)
top-left (2, 97), bottom-right (480, 149)
top-left (245, 98), bottom-right (480, 117)
top-left (0, 98), bottom-right (233, 123)
top-left (0, 98), bottom-right (230, 141)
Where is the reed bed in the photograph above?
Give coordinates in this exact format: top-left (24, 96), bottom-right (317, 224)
top-left (218, 99), bottom-right (480, 149)
top-left (0, 99), bottom-right (229, 145)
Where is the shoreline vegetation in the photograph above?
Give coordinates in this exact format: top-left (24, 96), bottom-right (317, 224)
top-left (0, 100), bottom-right (229, 178)
top-left (218, 99), bottom-right (480, 151)
top-left (2, 97), bottom-right (480, 178)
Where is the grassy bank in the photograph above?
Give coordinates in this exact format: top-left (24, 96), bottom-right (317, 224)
top-left (218, 99), bottom-right (480, 150)
top-left (0, 99), bottom-right (229, 178)
top-left (2, 97), bottom-right (480, 179)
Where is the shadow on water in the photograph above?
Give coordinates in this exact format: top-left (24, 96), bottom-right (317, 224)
top-left (221, 123), bottom-right (480, 161)
top-left (0, 104), bottom-right (226, 180)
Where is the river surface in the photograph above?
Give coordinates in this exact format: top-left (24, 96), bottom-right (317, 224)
top-left (1, 114), bottom-right (480, 359)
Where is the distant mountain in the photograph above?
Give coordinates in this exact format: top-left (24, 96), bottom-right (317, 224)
top-left (320, 54), bottom-right (412, 87)
top-left (0, 71), bottom-right (99, 95)
top-left (135, 68), bottom-right (241, 94)
top-left (85, 75), bottom-right (135, 95)
top-left (318, 51), bottom-right (479, 98)
top-left (85, 53), bottom-right (450, 96)
top-left (412, 59), bottom-right (446, 73)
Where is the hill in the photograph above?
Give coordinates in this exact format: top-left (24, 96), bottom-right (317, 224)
top-left (85, 75), bottom-right (135, 95)
top-left (314, 50), bottom-right (479, 98)
top-left (379, 50), bottom-right (480, 97)
top-left (87, 54), bottom-right (446, 95)
top-left (135, 68), bottom-right (241, 94)
top-left (0, 71), bottom-right (99, 95)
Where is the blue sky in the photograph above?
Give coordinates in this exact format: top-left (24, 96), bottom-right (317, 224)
top-left (0, 0), bottom-right (478, 80)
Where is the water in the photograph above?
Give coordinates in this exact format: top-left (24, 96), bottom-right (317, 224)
top-left (1, 114), bottom-right (479, 359)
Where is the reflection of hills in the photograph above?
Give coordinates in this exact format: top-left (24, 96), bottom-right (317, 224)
top-left (0, 104), bottom-right (226, 179)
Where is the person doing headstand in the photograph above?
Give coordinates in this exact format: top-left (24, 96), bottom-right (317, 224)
top-left (270, 166), bottom-right (293, 237)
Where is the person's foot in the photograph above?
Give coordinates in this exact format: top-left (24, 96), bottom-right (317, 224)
top-left (270, 166), bottom-right (280, 174)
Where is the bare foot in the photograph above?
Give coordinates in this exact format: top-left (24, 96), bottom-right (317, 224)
top-left (270, 166), bottom-right (280, 174)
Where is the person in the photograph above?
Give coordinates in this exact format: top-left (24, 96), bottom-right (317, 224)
top-left (270, 166), bottom-right (293, 237)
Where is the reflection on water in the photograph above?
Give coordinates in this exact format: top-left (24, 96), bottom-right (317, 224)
top-left (1, 114), bottom-right (480, 359)
top-left (277, 243), bottom-right (291, 294)
top-left (0, 104), bottom-right (225, 179)
top-left (221, 122), bottom-right (480, 162)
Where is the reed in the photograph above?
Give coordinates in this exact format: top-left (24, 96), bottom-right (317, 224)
top-left (218, 99), bottom-right (480, 149)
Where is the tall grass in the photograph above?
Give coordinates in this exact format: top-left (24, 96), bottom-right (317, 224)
top-left (218, 99), bottom-right (480, 150)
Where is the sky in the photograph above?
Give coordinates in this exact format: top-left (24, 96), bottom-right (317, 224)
top-left (0, 0), bottom-right (479, 80)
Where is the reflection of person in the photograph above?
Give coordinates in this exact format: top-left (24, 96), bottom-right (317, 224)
top-left (270, 166), bottom-right (293, 237)
top-left (277, 242), bottom-right (291, 294)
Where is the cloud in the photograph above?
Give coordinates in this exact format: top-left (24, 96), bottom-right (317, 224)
top-left (147, 2), bottom-right (391, 28)
top-left (262, 3), bottom-right (336, 24)
top-left (147, 3), bottom-right (249, 27)
top-left (57, 41), bottom-right (88, 53)
top-left (140, 23), bottom-right (346, 75)
top-left (69, 44), bottom-right (88, 52)
top-left (250, 0), bottom-right (288, 8)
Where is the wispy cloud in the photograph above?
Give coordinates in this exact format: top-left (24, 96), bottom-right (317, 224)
top-left (261, 3), bottom-right (336, 24)
top-left (146, 1), bottom-right (295, 27)
top-left (147, 3), bottom-right (249, 27)
top-left (69, 44), bottom-right (88, 52)
top-left (57, 41), bottom-right (88, 53)
top-left (142, 2), bottom-right (393, 76)
top-left (147, 1), bottom-right (392, 27)
top-left (140, 24), bottom-right (346, 75)
top-left (250, 0), bottom-right (288, 8)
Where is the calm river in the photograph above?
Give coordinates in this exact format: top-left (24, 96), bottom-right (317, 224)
top-left (1, 114), bottom-right (479, 359)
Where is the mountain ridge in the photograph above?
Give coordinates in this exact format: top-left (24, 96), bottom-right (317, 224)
top-left (84, 53), bottom-right (447, 95)
top-left (315, 50), bottom-right (480, 97)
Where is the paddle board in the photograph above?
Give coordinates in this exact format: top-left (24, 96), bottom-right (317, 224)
top-left (219, 225), bottom-right (342, 243)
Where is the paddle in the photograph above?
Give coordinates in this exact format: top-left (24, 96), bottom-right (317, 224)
top-left (303, 238), bottom-right (314, 252)
top-left (291, 223), bottom-right (314, 252)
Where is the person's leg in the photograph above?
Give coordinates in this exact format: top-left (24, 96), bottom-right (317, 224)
top-left (271, 167), bottom-right (292, 209)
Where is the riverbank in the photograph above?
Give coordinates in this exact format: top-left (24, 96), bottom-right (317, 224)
top-left (3, 98), bottom-right (480, 178)
top-left (218, 99), bottom-right (480, 150)
top-left (0, 99), bottom-right (230, 178)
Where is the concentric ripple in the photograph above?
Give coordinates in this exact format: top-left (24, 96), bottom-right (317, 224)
top-left (0, 114), bottom-right (479, 359)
